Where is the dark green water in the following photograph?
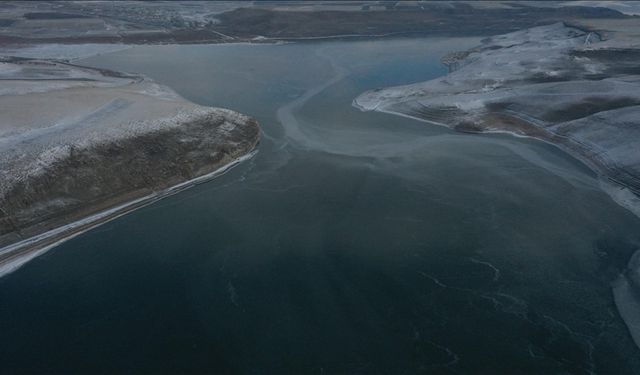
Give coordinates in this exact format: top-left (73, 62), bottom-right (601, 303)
top-left (2, 39), bottom-right (640, 374)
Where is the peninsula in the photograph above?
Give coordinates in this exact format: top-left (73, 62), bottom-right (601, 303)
top-left (354, 22), bottom-right (640, 215)
top-left (0, 57), bottom-right (260, 276)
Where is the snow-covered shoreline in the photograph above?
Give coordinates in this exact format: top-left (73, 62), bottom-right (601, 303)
top-left (353, 23), bottom-right (640, 220)
top-left (358, 101), bottom-right (640, 219)
top-left (0, 149), bottom-right (257, 278)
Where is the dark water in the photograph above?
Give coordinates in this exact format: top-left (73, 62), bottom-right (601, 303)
top-left (2, 39), bottom-right (640, 374)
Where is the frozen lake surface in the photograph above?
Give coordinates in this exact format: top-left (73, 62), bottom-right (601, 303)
top-left (1, 38), bottom-right (640, 373)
